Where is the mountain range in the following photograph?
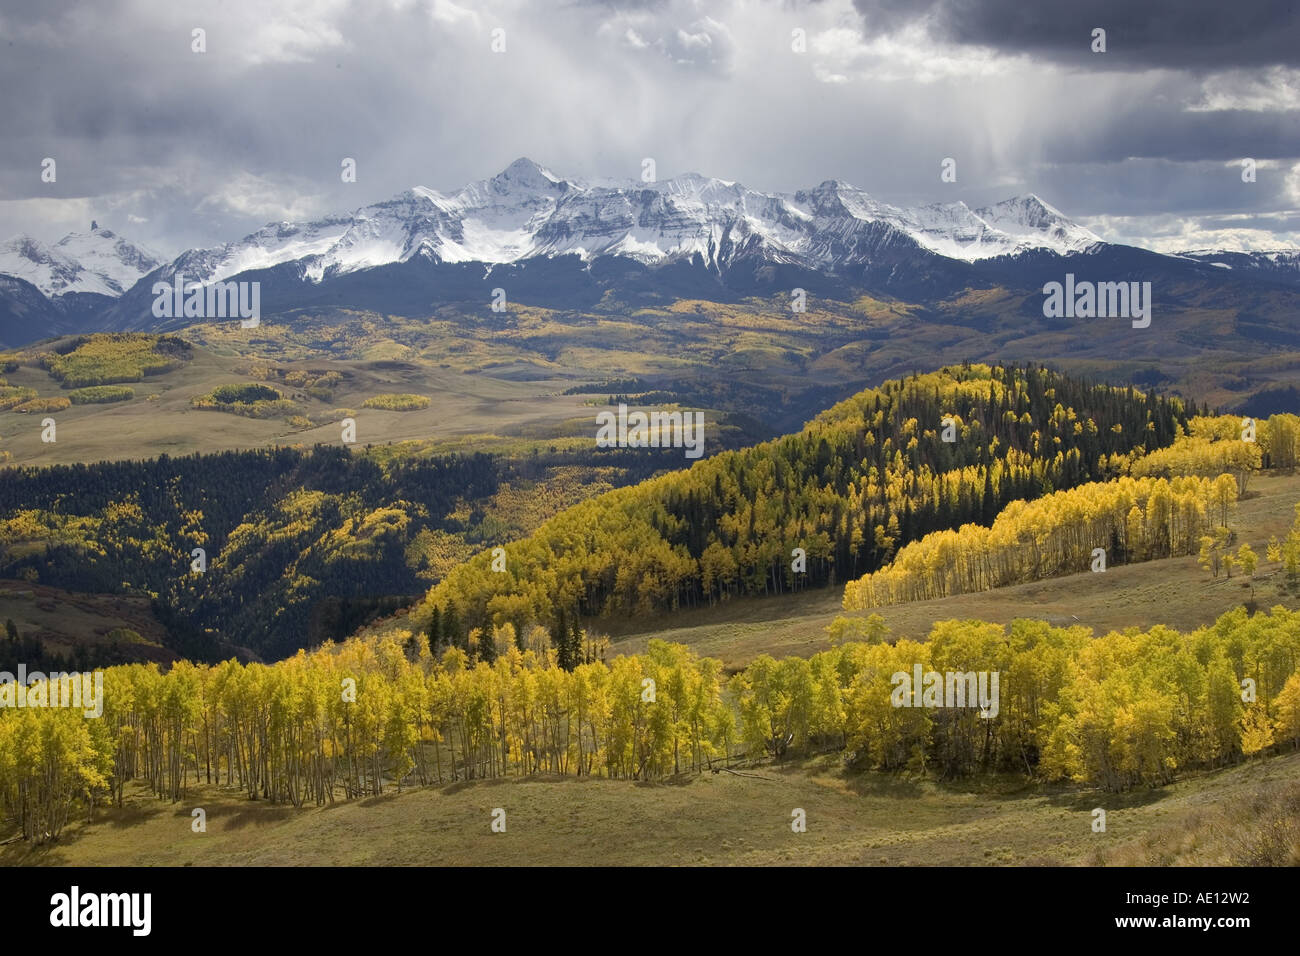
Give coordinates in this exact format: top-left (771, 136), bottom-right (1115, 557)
top-left (2, 157), bottom-right (1298, 346)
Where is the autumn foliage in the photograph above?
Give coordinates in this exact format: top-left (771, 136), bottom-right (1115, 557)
top-left (418, 364), bottom-right (1186, 637)
top-left (843, 473), bottom-right (1236, 609)
top-left (6, 603), bottom-right (1300, 843)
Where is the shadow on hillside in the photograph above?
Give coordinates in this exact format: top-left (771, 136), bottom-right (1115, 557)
top-left (0, 842), bottom-right (71, 865)
top-left (357, 791), bottom-right (409, 808)
top-left (101, 802), bottom-right (164, 829)
top-left (760, 754), bottom-right (933, 799)
top-left (218, 804), bottom-right (298, 830)
top-left (837, 773), bottom-right (928, 800)
top-left (633, 773), bottom-right (700, 788)
top-left (438, 776), bottom-right (519, 795)
top-left (1041, 785), bottom-right (1167, 811)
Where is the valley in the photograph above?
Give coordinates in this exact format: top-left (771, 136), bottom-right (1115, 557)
top-left (3, 164), bottom-right (1300, 872)
top-left (3, 352), bottom-right (1299, 870)
top-left (5, 0), bottom-right (1298, 898)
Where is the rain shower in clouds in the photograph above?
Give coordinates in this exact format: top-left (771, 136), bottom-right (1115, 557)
top-left (0, 0), bottom-right (1296, 256)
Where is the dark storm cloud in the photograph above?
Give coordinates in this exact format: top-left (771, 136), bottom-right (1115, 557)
top-left (0, 0), bottom-right (1295, 255)
top-left (1034, 159), bottom-right (1290, 219)
top-left (852, 0), bottom-right (1300, 69)
top-left (1039, 107), bottom-right (1300, 165)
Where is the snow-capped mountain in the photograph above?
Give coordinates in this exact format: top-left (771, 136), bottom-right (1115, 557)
top-left (973, 195), bottom-right (1101, 257)
top-left (1175, 248), bottom-right (1300, 281)
top-left (0, 227), bottom-right (162, 297)
top-left (6, 159), bottom-right (1297, 345)
top-left (138, 158), bottom-right (1102, 292)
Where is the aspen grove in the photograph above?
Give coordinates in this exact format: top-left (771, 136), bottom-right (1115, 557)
top-left (5, 604), bottom-right (1300, 843)
top-left (842, 473), bottom-right (1237, 609)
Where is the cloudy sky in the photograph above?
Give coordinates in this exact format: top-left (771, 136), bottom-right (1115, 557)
top-left (1, 0), bottom-right (1297, 257)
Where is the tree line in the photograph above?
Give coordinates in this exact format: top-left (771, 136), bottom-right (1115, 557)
top-left (840, 412), bottom-right (1300, 610)
top-left (4, 603), bottom-right (1300, 843)
top-left (842, 473), bottom-right (1235, 609)
top-left (418, 364), bottom-right (1188, 639)
top-left (1126, 413), bottom-right (1300, 490)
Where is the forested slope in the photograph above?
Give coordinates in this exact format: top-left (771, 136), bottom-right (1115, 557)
top-left (0, 444), bottom-right (678, 660)
top-left (843, 412), bottom-right (1300, 610)
top-left (8, 600), bottom-right (1300, 846)
top-left (0, 447), bottom-right (498, 659)
top-left (418, 364), bottom-right (1189, 642)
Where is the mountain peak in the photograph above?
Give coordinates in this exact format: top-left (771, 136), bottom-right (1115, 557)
top-left (1, 162), bottom-right (1122, 304)
top-left (983, 193), bottom-right (1068, 221)
top-left (492, 157), bottom-right (564, 190)
top-left (0, 228), bottom-right (162, 297)
top-left (811, 178), bottom-right (862, 193)
top-left (662, 171), bottom-right (744, 202)
top-left (60, 226), bottom-right (117, 243)
top-left (975, 194), bottom-right (1099, 252)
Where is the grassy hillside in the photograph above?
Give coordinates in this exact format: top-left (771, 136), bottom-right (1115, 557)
top-left (414, 363), bottom-right (1186, 643)
top-left (7, 747), bottom-right (1296, 867)
top-left (606, 470), bottom-right (1300, 670)
top-left (5, 283), bottom-right (1300, 468)
top-left (0, 361), bottom-right (1186, 664)
top-left (0, 580), bottom-right (178, 666)
top-left (6, 418), bottom-right (1300, 868)
top-left (2, 341), bottom-right (1297, 869)
top-left (0, 306), bottom-right (863, 467)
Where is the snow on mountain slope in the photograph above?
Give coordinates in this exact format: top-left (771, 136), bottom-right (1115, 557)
top-left (1173, 248), bottom-right (1300, 287)
top-left (1178, 249), bottom-right (1300, 267)
top-left (4, 229), bottom-right (161, 297)
top-left (173, 215), bottom-right (355, 285)
top-left (54, 229), bottom-right (164, 293)
top-left (0, 237), bottom-right (87, 296)
top-left (0, 228), bottom-right (162, 297)
top-left (786, 182), bottom-right (1100, 262)
top-left (973, 195), bottom-right (1101, 256)
top-left (6, 161), bottom-right (1109, 299)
